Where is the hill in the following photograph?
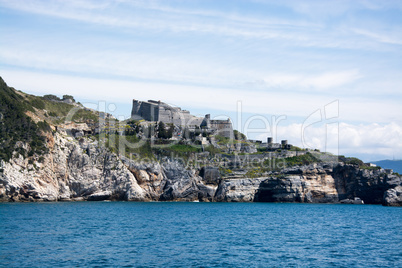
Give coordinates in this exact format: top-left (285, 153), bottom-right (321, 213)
top-left (371, 160), bottom-right (402, 174)
top-left (0, 76), bottom-right (101, 162)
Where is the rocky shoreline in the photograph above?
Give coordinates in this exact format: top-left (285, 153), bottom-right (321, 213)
top-left (1, 132), bottom-right (401, 206)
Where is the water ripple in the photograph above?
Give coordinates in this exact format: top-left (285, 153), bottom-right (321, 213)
top-left (0, 202), bottom-right (401, 267)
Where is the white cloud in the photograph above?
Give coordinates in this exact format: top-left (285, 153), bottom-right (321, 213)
top-left (0, 47), bottom-right (238, 87)
top-left (352, 28), bottom-right (402, 45)
top-left (255, 0), bottom-right (402, 17)
top-left (0, 0), bottom-right (399, 51)
top-left (261, 70), bottom-right (361, 90)
top-left (0, 0), bottom-right (311, 41)
top-left (255, 122), bottom-right (402, 161)
top-left (1, 70), bottom-right (400, 124)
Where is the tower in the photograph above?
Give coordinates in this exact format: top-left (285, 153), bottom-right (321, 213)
top-left (131, 99), bottom-right (142, 119)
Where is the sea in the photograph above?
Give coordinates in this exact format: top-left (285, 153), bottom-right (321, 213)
top-left (0, 202), bottom-right (401, 267)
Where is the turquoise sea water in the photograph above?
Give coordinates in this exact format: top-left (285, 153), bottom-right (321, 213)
top-left (0, 202), bottom-right (401, 267)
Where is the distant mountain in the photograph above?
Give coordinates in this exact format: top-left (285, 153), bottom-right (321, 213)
top-left (371, 160), bottom-right (402, 174)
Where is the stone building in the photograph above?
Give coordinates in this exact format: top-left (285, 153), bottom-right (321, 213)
top-left (131, 99), bottom-right (233, 138)
top-left (132, 99), bottom-right (203, 127)
top-left (200, 114), bottom-right (233, 138)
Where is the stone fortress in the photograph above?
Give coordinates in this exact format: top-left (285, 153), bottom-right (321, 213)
top-left (131, 99), bottom-right (233, 138)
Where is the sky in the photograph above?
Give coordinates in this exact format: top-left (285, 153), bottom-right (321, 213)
top-left (0, 0), bottom-right (401, 161)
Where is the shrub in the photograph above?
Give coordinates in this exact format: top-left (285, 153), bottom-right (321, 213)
top-left (338, 156), bottom-right (364, 167)
top-left (62, 95), bottom-right (75, 102)
top-left (0, 77), bottom-right (48, 162)
top-left (37, 121), bottom-right (52, 132)
top-left (234, 130), bottom-right (247, 140)
top-left (30, 98), bottom-right (45, 109)
top-left (284, 152), bottom-right (320, 167)
top-left (43, 94), bottom-right (61, 101)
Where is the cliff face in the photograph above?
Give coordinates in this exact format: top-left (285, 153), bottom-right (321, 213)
top-left (0, 133), bottom-right (401, 206)
top-left (0, 133), bottom-right (144, 202)
top-left (252, 164), bottom-right (401, 206)
top-left (0, 133), bottom-right (215, 202)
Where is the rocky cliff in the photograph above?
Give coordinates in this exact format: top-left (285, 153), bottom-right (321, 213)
top-left (1, 132), bottom-right (401, 206)
top-left (0, 132), bottom-right (219, 203)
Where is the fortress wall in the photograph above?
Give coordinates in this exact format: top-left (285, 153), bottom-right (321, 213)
top-left (131, 100), bottom-right (142, 118)
top-left (140, 102), bottom-right (159, 121)
top-left (211, 120), bottom-right (233, 138)
top-left (131, 100), bottom-right (233, 137)
top-left (158, 106), bottom-right (174, 124)
top-left (187, 116), bottom-right (204, 127)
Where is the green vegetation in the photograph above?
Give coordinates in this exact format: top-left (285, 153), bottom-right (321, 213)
top-left (361, 165), bottom-right (381, 171)
top-left (29, 96), bottom-right (45, 110)
top-left (157, 122), bottom-right (173, 139)
top-left (62, 95), bottom-right (75, 102)
top-left (214, 134), bottom-right (245, 147)
top-left (43, 94), bottom-right (75, 103)
top-left (245, 168), bottom-right (263, 178)
top-left (98, 134), bottom-right (154, 159)
top-left (289, 145), bottom-right (303, 151)
top-left (0, 77), bottom-right (49, 162)
top-left (168, 144), bottom-right (200, 153)
top-left (283, 152), bottom-right (320, 167)
top-left (40, 99), bottom-right (98, 124)
top-left (43, 94), bottom-right (61, 101)
top-left (233, 130), bottom-right (247, 140)
top-left (240, 153), bottom-right (321, 178)
top-left (99, 132), bottom-right (204, 160)
top-left (219, 167), bottom-right (233, 176)
top-left (37, 121), bottom-right (52, 132)
top-left (0, 77), bottom-right (100, 162)
top-left (215, 135), bottom-right (231, 145)
top-left (204, 145), bottom-right (224, 155)
top-left (152, 142), bottom-right (202, 160)
top-left (338, 156), bottom-right (364, 167)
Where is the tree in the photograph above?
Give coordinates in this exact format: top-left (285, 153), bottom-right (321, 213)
top-left (43, 94), bottom-right (60, 101)
top-left (234, 130), bottom-right (247, 140)
top-left (0, 77), bottom-right (48, 162)
top-left (167, 125), bottom-right (174, 139)
top-left (157, 122), bottom-right (167, 139)
top-left (62, 95), bottom-right (75, 102)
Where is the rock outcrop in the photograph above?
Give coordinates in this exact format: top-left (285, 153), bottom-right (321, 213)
top-left (383, 186), bottom-right (402, 206)
top-left (215, 178), bottom-right (264, 202)
top-left (0, 133), bottom-right (145, 202)
top-left (332, 163), bottom-right (401, 204)
top-left (0, 132), bottom-right (217, 202)
top-left (213, 163), bottom-right (401, 205)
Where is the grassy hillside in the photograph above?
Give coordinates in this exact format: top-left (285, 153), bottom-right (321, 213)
top-left (0, 76), bottom-right (100, 162)
top-left (25, 93), bottom-right (99, 125)
top-left (0, 77), bottom-right (49, 161)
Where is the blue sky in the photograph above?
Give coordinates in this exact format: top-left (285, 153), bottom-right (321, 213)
top-left (0, 0), bottom-right (401, 161)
